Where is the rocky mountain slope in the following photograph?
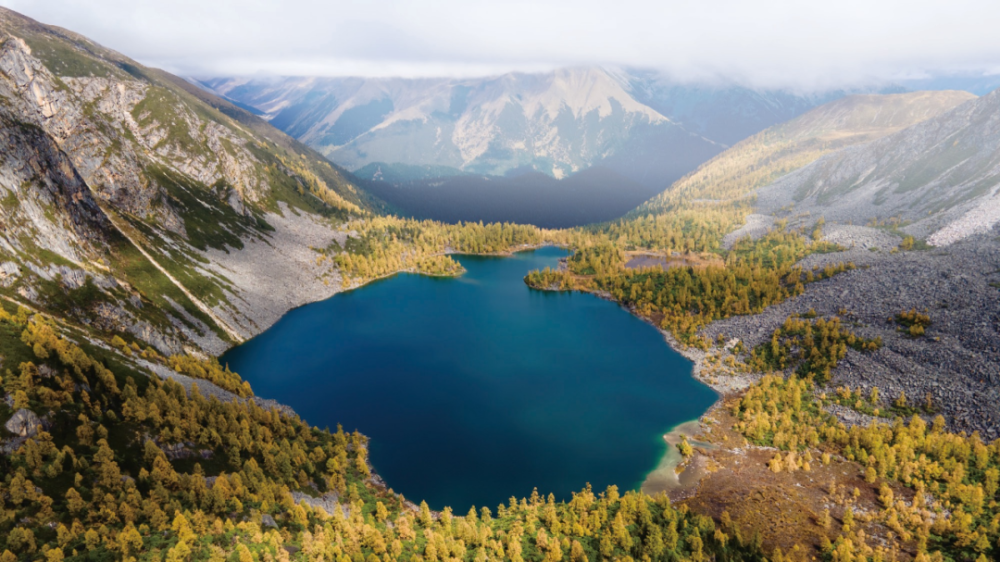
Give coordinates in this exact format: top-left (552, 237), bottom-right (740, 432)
top-left (201, 69), bottom-right (862, 190)
top-left (758, 88), bottom-right (1000, 246)
top-left (0, 7), bottom-right (377, 356)
top-left (607, 88), bottom-right (1000, 439)
top-left (631, 90), bottom-right (975, 225)
top-left (704, 232), bottom-right (1000, 439)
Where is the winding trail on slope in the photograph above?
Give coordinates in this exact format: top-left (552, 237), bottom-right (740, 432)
top-left (102, 210), bottom-right (246, 344)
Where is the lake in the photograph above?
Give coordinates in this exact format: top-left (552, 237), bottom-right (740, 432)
top-left (220, 247), bottom-right (717, 511)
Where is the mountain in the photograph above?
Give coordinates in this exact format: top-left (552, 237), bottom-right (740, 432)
top-left (630, 90), bottom-right (976, 227)
top-left (594, 87), bottom-right (1000, 447)
top-left (611, 68), bottom-right (860, 147)
top-left (0, 7), bottom-right (381, 357)
top-left (757, 88), bottom-right (1000, 245)
top-left (201, 69), bottom-right (860, 191)
top-left (202, 68), bottom-right (724, 189)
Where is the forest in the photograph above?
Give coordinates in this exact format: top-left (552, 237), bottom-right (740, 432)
top-left (746, 314), bottom-right (883, 383)
top-left (733, 374), bottom-right (1000, 562)
top-left (3, 292), bottom-right (996, 561)
top-left (524, 229), bottom-right (853, 344)
top-left (323, 217), bottom-right (554, 286)
top-left (0, 303), bottom-right (769, 562)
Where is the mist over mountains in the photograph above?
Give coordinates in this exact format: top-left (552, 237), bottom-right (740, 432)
top-left (202, 68), bottom-right (708, 187)
top-left (200, 68), bottom-right (908, 224)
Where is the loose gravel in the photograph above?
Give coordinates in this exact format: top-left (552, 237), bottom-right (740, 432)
top-left (701, 226), bottom-right (1000, 439)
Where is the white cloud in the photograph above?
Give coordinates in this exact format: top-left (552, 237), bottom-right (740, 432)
top-left (4, 0), bottom-right (1000, 90)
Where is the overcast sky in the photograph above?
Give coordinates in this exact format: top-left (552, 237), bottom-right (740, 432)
top-left (3, 0), bottom-right (1000, 90)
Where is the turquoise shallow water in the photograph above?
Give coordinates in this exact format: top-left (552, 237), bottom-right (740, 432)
top-left (220, 247), bottom-right (716, 511)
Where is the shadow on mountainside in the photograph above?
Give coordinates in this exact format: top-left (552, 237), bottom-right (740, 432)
top-left (360, 166), bottom-right (663, 228)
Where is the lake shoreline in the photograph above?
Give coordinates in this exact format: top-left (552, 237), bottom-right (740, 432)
top-left (336, 243), bottom-right (566, 294)
top-left (638, 418), bottom-right (701, 496)
top-left (225, 245), bottom-right (709, 510)
top-left (641, 317), bottom-right (756, 498)
top-left (626, 314), bottom-right (752, 498)
top-left (274, 243), bottom-right (745, 505)
top-left (528, 280), bottom-right (757, 500)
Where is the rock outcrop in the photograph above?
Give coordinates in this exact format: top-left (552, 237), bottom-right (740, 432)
top-left (0, 7), bottom-right (374, 355)
top-left (4, 408), bottom-right (41, 438)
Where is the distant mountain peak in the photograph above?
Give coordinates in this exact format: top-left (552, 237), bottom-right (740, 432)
top-left (200, 68), bottom-right (888, 189)
top-left (201, 67), bottom-right (700, 185)
top-left (510, 66), bottom-right (670, 122)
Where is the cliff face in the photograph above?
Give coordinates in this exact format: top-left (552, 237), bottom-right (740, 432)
top-left (0, 8), bottom-right (373, 356)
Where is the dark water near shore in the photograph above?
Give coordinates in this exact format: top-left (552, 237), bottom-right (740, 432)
top-left (221, 247), bottom-right (716, 511)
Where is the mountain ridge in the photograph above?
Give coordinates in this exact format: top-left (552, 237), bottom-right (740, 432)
top-left (626, 89), bottom-right (976, 232)
top-left (0, 6), bottom-right (378, 357)
top-left (202, 68), bottom-right (933, 197)
top-left (204, 67), bottom-right (878, 190)
top-left (202, 67), bottom-right (722, 188)
top-left (756, 87), bottom-right (1000, 246)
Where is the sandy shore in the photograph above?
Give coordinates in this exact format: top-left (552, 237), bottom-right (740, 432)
top-left (640, 419), bottom-right (705, 496)
top-left (636, 326), bottom-right (759, 498)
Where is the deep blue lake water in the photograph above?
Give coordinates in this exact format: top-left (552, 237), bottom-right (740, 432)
top-left (220, 247), bottom-right (716, 511)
